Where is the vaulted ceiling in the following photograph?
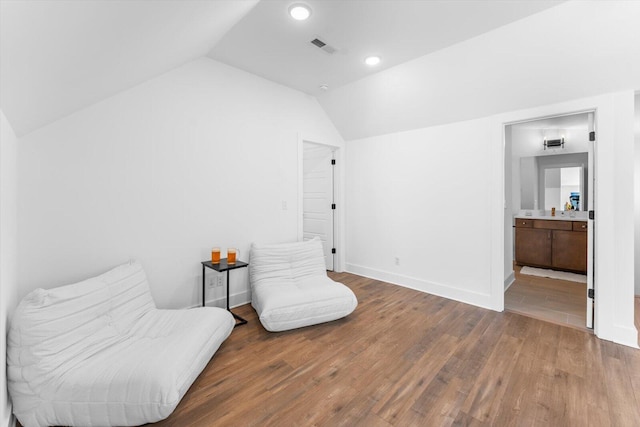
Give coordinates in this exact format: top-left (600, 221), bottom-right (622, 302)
top-left (0, 0), bottom-right (259, 136)
top-left (1, 0), bottom-right (563, 137)
top-left (208, 0), bottom-right (562, 96)
top-left (2, 1), bottom-right (639, 140)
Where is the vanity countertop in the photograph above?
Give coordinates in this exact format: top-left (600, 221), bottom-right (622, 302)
top-left (514, 213), bottom-right (587, 222)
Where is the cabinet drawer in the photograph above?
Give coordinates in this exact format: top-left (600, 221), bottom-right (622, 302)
top-left (515, 219), bottom-right (533, 228)
top-left (533, 220), bottom-right (572, 231)
top-left (573, 221), bottom-right (588, 232)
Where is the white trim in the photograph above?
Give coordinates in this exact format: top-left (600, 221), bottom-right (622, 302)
top-left (504, 272), bottom-right (515, 291)
top-left (297, 133), bottom-right (345, 272)
top-left (346, 263), bottom-right (495, 311)
top-left (186, 290), bottom-right (251, 310)
top-left (490, 113), bottom-right (505, 311)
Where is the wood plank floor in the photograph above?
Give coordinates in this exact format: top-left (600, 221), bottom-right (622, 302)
top-left (505, 265), bottom-right (587, 331)
top-left (149, 272), bottom-right (640, 426)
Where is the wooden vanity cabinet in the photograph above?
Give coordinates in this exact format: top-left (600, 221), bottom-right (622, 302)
top-left (515, 227), bottom-right (551, 267)
top-left (552, 230), bottom-right (587, 272)
top-left (515, 219), bottom-right (587, 274)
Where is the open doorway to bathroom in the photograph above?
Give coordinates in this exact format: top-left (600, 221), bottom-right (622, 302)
top-left (504, 111), bottom-right (595, 331)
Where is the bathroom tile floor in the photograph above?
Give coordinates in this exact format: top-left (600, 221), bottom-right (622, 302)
top-left (505, 264), bottom-right (588, 331)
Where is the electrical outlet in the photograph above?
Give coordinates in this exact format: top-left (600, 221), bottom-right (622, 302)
top-left (395, 257), bottom-right (400, 266)
top-left (208, 275), bottom-right (224, 288)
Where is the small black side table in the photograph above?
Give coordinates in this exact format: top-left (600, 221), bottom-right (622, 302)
top-left (201, 259), bottom-right (249, 326)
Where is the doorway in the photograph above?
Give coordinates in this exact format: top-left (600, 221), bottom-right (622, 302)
top-left (302, 141), bottom-right (335, 271)
top-left (504, 111), bottom-right (595, 330)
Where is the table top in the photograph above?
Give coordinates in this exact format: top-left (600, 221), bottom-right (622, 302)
top-left (202, 259), bottom-right (248, 272)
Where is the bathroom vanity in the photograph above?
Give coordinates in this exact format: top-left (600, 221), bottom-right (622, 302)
top-left (514, 216), bottom-right (587, 274)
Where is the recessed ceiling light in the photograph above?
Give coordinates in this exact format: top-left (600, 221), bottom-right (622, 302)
top-left (289, 4), bottom-right (311, 21)
top-left (365, 56), bottom-right (381, 66)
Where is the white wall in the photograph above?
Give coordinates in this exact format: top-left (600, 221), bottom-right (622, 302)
top-left (606, 91), bottom-right (636, 346)
top-left (518, 156), bottom-right (537, 210)
top-left (346, 118), bottom-right (496, 309)
top-left (17, 57), bottom-right (343, 310)
top-left (1, 110), bottom-right (18, 427)
top-left (346, 91), bottom-right (638, 347)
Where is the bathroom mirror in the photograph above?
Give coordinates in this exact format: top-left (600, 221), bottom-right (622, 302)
top-left (520, 152), bottom-right (588, 211)
top-left (543, 166), bottom-right (583, 211)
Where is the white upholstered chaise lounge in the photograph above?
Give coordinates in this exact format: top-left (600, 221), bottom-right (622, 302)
top-left (250, 237), bottom-right (358, 332)
top-left (7, 260), bottom-right (234, 427)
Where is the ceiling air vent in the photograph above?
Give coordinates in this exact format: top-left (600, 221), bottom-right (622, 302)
top-left (310, 37), bottom-right (336, 54)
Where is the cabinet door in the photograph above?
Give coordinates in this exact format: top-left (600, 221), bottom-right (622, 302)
top-left (552, 230), bottom-right (587, 273)
top-left (515, 228), bottom-right (552, 267)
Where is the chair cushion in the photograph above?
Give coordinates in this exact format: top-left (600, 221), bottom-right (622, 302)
top-left (252, 275), bottom-right (358, 332)
top-left (249, 238), bottom-right (327, 284)
top-left (7, 261), bottom-right (235, 427)
top-left (250, 238), bottom-right (357, 332)
top-left (23, 309), bottom-right (233, 427)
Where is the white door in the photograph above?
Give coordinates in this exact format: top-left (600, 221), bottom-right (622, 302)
top-left (586, 112), bottom-right (596, 329)
top-left (303, 142), bottom-right (334, 270)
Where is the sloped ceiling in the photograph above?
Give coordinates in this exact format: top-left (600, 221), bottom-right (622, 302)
top-left (1, 0), bottom-right (564, 138)
top-left (317, 1), bottom-right (640, 140)
top-left (208, 0), bottom-right (563, 97)
top-left (2, 1), bottom-right (638, 141)
top-left (0, 0), bottom-right (259, 136)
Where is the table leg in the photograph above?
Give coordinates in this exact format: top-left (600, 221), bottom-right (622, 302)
top-left (226, 269), bottom-right (247, 326)
top-left (226, 270), bottom-right (230, 310)
top-left (202, 264), bottom-right (205, 307)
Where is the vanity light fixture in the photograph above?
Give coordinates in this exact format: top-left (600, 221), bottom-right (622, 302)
top-left (289, 3), bottom-right (312, 20)
top-left (543, 137), bottom-right (565, 150)
top-left (364, 56), bottom-right (381, 66)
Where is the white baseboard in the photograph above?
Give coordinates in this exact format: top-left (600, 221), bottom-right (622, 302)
top-left (229, 290), bottom-right (251, 310)
top-left (504, 271), bottom-right (515, 291)
top-left (185, 290), bottom-right (251, 310)
top-left (345, 263), bottom-right (495, 311)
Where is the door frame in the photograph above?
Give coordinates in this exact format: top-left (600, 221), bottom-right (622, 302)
top-left (301, 141), bottom-right (335, 271)
top-left (501, 109), bottom-right (596, 330)
top-left (297, 133), bottom-right (344, 272)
